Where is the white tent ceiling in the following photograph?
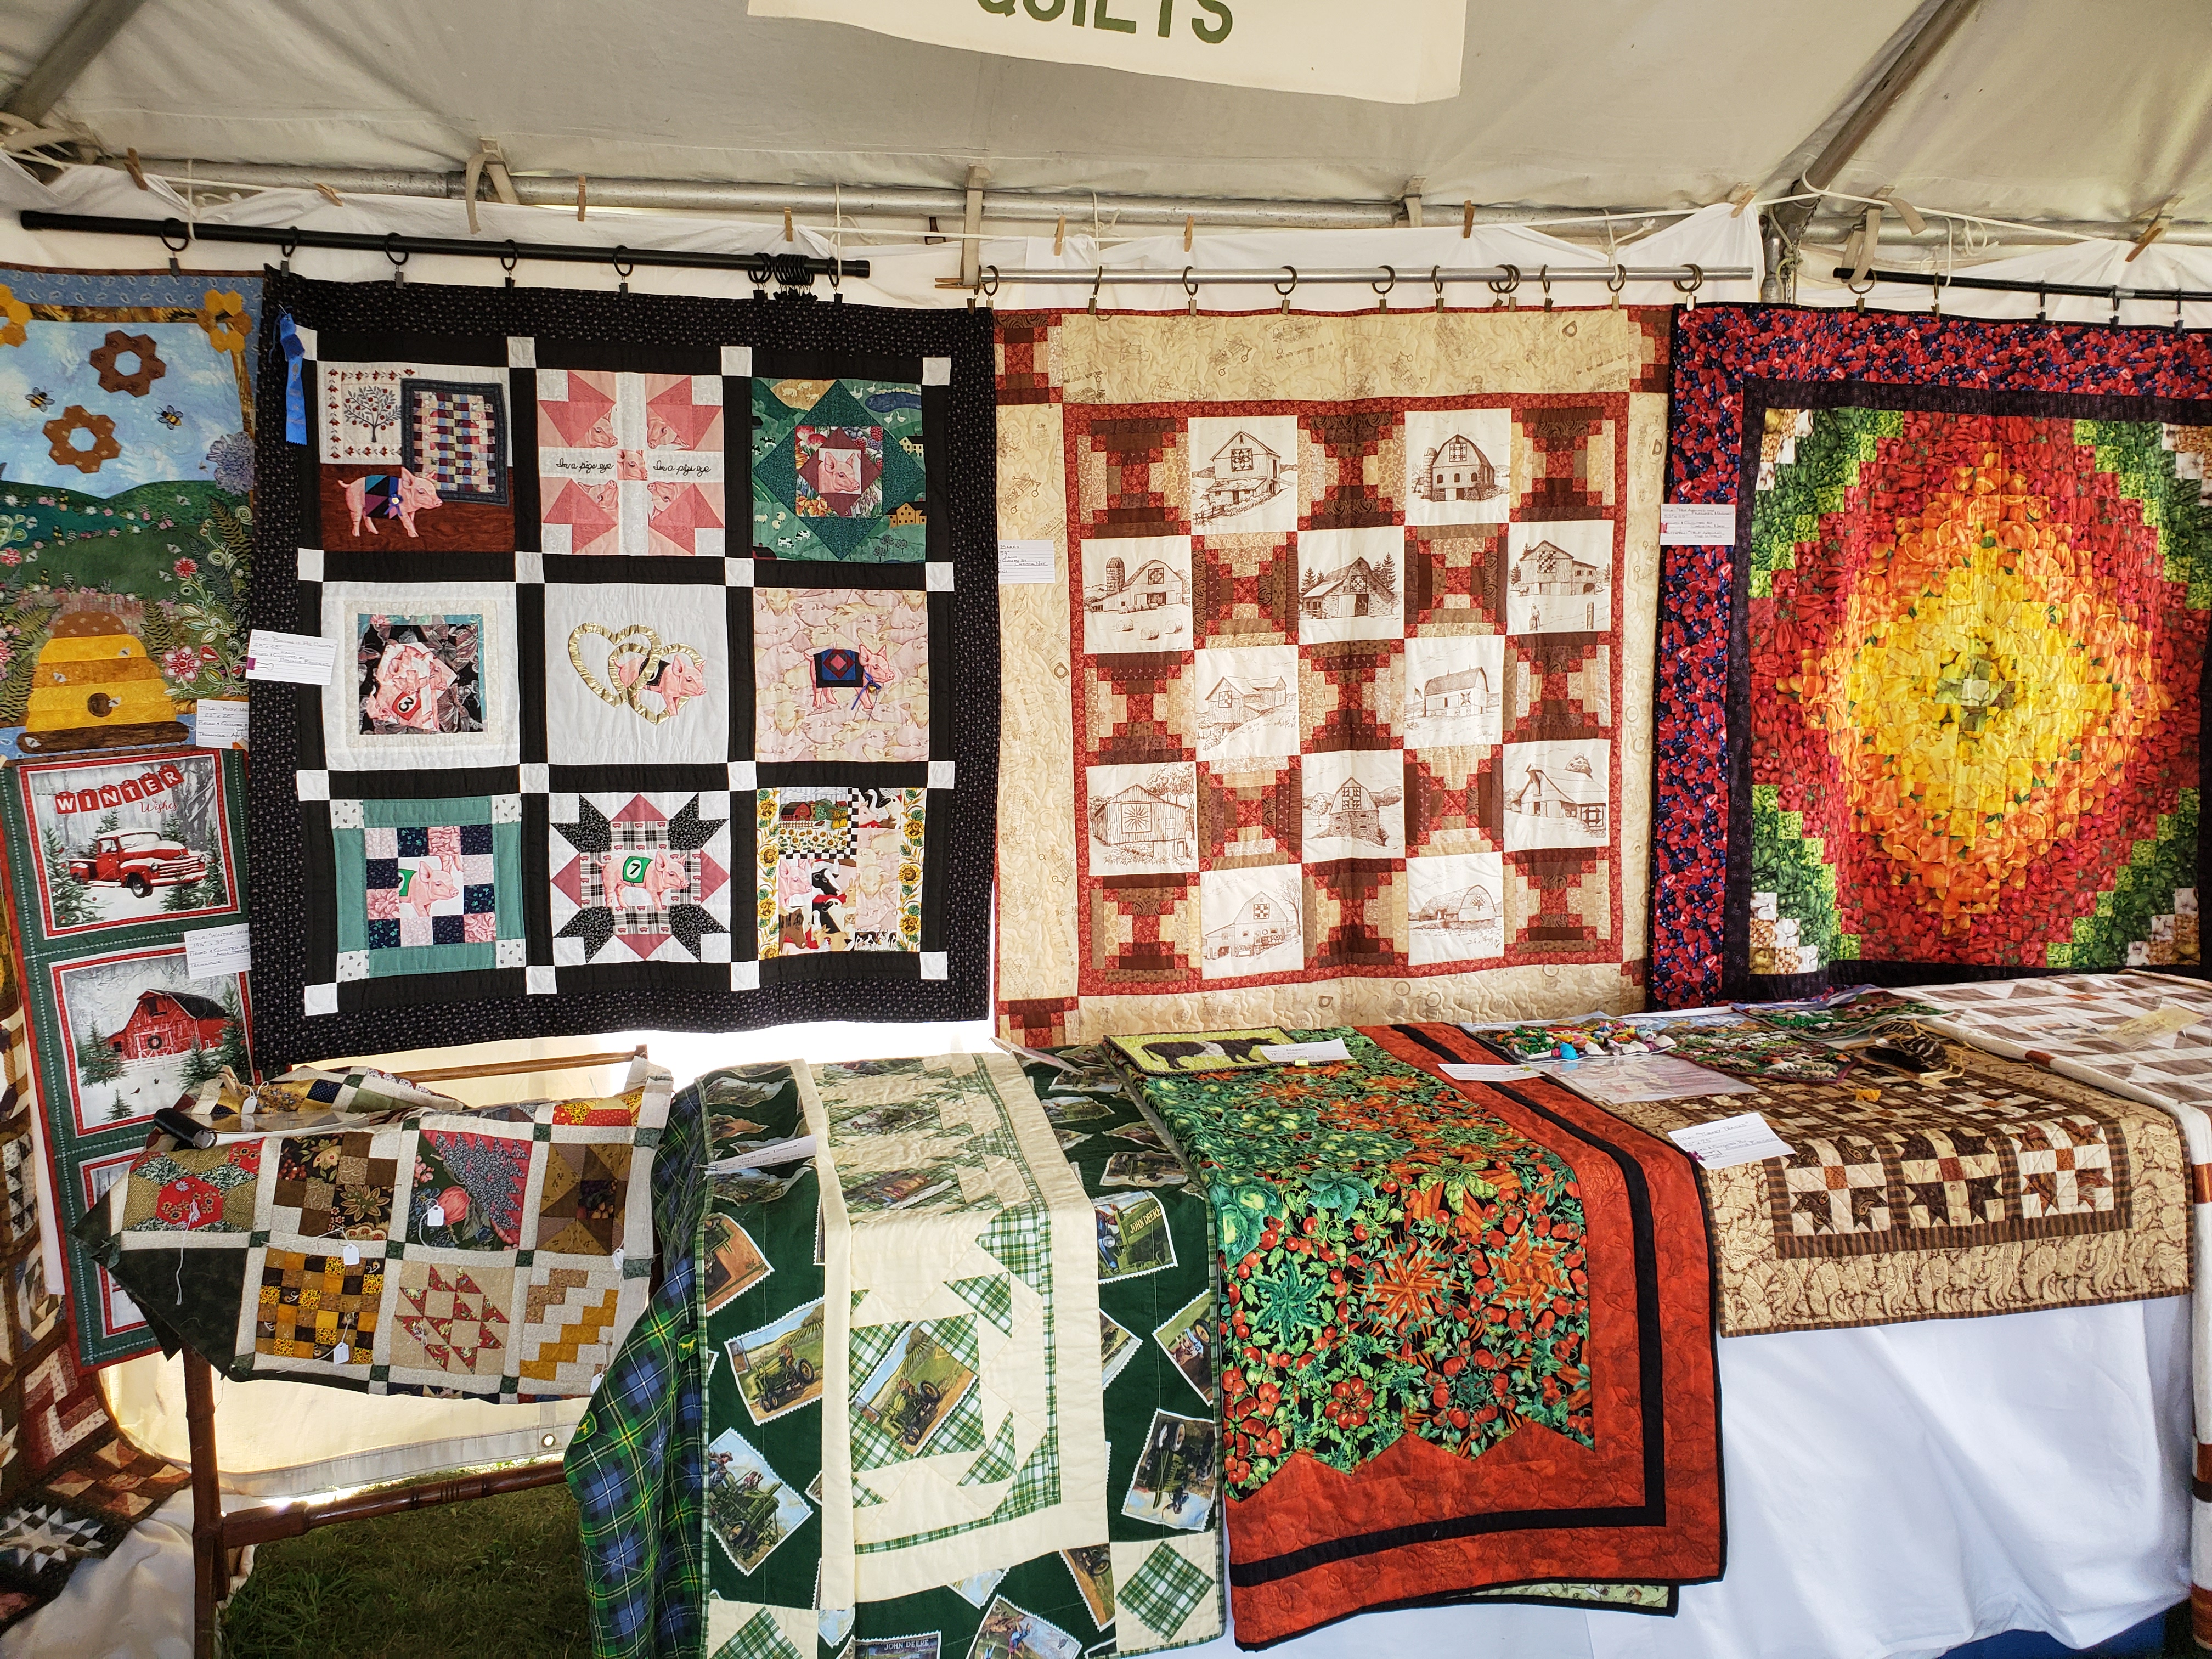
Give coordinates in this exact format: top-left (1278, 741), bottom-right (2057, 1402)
top-left (3, 0), bottom-right (2210, 228)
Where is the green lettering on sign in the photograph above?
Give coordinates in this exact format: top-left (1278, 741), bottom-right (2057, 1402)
top-left (1093, 0), bottom-right (1137, 30)
top-left (1192, 0), bottom-right (1230, 41)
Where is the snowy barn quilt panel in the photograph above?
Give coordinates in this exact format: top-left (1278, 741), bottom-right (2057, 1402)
top-left (248, 274), bottom-right (997, 1070)
top-left (0, 747), bottom-right (250, 1370)
top-left (1656, 307), bottom-right (2212, 1007)
top-left (992, 308), bottom-right (1670, 1048)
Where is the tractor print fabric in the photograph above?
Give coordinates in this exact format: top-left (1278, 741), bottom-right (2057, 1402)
top-left (1109, 1024), bottom-right (1722, 1646)
top-left (0, 263), bottom-right (258, 763)
top-left (1653, 304), bottom-right (2212, 1008)
top-left (990, 307), bottom-right (1669, 1053)
top-left (249, 273), bottom-right (997, 1069)
top-left (75, 1059), bottom-right (672, 1402)
top-left (0, 746), bottom-right (250, 1370)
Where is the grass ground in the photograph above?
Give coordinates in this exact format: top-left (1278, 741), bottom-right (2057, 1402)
top-left (219, 1483), bottom-right (591, 1659)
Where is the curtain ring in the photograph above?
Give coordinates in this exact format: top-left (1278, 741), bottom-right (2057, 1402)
top-left (1848, 271), bottom-right (1876, 313)
top-left (1489, 263), bottom-right (1521, 311)
top-left (1089, 268), bottom-right (1104, 316)
top-left (1182, 265), bottom-right (1199, 317)
top-left (161, 219), bottom-right (189, 275)
top-left (1431, 264), bottom-right (1446, 313)
top-left (1607, 264), bottom-right (1627, 310)
top-left (1673, 262), bottom-right (1704, 310)
top-left (384, 233), bottom-right (409, 286)
top-left (1274, 265), bottom-right (1297, 314)
top-left (1539, 264), bottom-right (1554, 312)
top-left (1372, 264), bottom-right (1397, 313)
top-left (612, 249), bottom-right (635, 295)
top-left (501, 240), bottom-right (519, 289)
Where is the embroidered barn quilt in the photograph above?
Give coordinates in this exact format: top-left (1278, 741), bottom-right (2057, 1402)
top-left (992, 309), bottom-right (1669, 1049)
top-left (0, 264), bottom-right (259, 759)
top-left (1655, 307), bottom-right (2212, 1008)
top-left (74, 1058), bottom-right (671, 1401)
top-left (0, 746), bottom-right (251, 1370)
top-left (1510, 1003), bottom-right (2191, 1335)
top-left (247, 273), bottom-right (997, 1070)
top-left (1111, 1024), bottom-right (1722, 1646)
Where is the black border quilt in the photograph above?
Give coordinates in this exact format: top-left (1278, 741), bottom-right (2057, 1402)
top-left (248, 274), bottom-right (998, 1068)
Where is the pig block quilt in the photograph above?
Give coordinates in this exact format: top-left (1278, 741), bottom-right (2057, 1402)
top-left (246, 275), bottom-right (999, 1069)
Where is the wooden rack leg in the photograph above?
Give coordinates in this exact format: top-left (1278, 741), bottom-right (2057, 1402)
top-left (183, 1348), bottom-right (223, 1659)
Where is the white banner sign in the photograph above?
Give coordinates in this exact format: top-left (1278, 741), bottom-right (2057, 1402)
top-left (747, 0), bottom-right (1468, 103)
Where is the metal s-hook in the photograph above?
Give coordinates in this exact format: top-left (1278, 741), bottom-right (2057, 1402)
top-left (1607, 264), bottom-right (1627, 311)
top-left (1372, 264), bottom-right (1396, 313)
top-left (1673, 263), bottom-right (1705, 310)
top-left (1431, 264), bottom-right (1446, 313)
top-left (384, 233), bottom-right (409, 286)
top-left (2109, 284), bottom-right (2123, 326)
top-left (612, 248), bottom-right (634, 295)
top-left (1182, 266), bottom-right (1199, 317)
top-left (1274, 266), bottom-right (1297, 314)
top-left (1848, 271), bottom-right (1876, 313)
top-left (501, 240), bottom-right (519, 288)
top-left (2035, 286), bottom-right (2047, 323)
top-left (1539, 264), bottom-right (1553, 312)
top-left (1489, 263), bottom-right (1521, 311)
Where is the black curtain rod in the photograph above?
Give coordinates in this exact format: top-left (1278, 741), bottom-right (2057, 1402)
top-left (1830, 264), bottom-right (2212, 305)
top-left (16, 211), bottom-right (868, 280)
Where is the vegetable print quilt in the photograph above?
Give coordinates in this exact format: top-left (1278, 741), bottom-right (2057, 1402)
top-left (247, 274), bottom-right (998, 1070)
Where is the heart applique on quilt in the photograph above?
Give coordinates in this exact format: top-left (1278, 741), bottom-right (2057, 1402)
top-left (567, 622), bottom-right (708, 725)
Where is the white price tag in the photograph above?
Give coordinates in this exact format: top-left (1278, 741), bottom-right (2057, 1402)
top-left (341, 1245), bottom-right (360, 1267)
top-left (997, 538), bottom-right (1057, 584)
top-left (184, 923), bottom-right (251, 980)
top-left (193, 698), bottom-right (250, 749)
top-left (245, 630), bottom-right (337, 684)
top-left (1667, 1110), bottom-right (1795, 1170)
top-left (1256, 1039), bottom-right (1351, 1064)
top-left (1659, 503), bottom-right (1737, 546)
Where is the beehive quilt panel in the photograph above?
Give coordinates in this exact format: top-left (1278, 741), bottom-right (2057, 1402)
top-left (0, 746), bottom-right (250, 1369)
top-left (1109, 1024), bottom-right (1722, 1646)
top-left (1655, 307), bottom-right (2212, 1007)
top-left (695, 1053), bottom-right (1224, 1659)
top-left (248, 273), bottom-right (997, 1070)
top-left (992, 308), bottom-right (1669, 1050)
top-left (0, 264), bottom-right (259, 760)
top-left (76, 1061), bottom-right (672, 1402)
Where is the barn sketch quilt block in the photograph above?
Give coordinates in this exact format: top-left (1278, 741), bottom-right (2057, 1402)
top-left (253, 277), bottom-right (994, 1065)
top-left (994, 308), bottom-right (1666, 1044)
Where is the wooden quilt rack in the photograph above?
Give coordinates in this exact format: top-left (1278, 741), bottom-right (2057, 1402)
top-left (184, 1045), bottom-right (648, 1658)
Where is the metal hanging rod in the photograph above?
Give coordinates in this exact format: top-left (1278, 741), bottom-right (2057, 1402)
top-left (16, 210), bottom-right (868, 280)
top-left (1830, 264), bottom-right (2212, 305)
top-left (937, 261), bottom-right (1751, 293)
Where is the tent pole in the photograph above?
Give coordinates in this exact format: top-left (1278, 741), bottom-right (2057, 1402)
top-left (1, 0), bottom-right (149, 125)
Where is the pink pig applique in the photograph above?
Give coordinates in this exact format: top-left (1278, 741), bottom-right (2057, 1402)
top-left (614, 651), bottom-right (706, 718)
top-left (400, 855), bottom-right (461, 917)
top-left (363, 640), bottom-right (456, 732)
top-left (599, 849), bottom-right (688, 911)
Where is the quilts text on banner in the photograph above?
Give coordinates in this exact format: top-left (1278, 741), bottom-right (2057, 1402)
top-left (0, 746), bottom-right (251, 1371)
top-left (1654, 306), bottom-right (2212, 1008)
top-left (75, 1058), bottom-right (671, 1402)
top-left (246, 274), bottom-right (998, 1069)
top-left (1110, 1024), bottom-right (1722, 1646)
top-left (993, 307), bottom-right (1670, 1051)
top-left (1473, 995), bottom-right (2191, 1336)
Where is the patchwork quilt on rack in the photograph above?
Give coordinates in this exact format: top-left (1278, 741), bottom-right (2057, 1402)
top-left (992, 308), bottom-right (1669, 1048)
top-left (247, 273), bottom-right (998, 1070)
top-left (1109, 1024), bottom-right (1721, 1647)
top-left (1476, 999), bottom-right (2191, 1335)
top-left (74, 1058), bottom-right (672, 1401)
top-left (1655, 306), bottom-right (2212, 1007)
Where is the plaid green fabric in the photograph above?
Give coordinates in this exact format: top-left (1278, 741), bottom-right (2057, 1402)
top-left (947, 1272), bottom-right (1013, 1333)
top-left (1120, 1544), bottom-right (1212, 1640)
top-left (974, 1205), bottom-right (1047, 1291)
top-left (710, 1608), bottom-right (802, 1659)
top-left (568, 1081), bottom-right (705, 1659)
top-left (957, 1414), bottom-right (1020, 1486)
